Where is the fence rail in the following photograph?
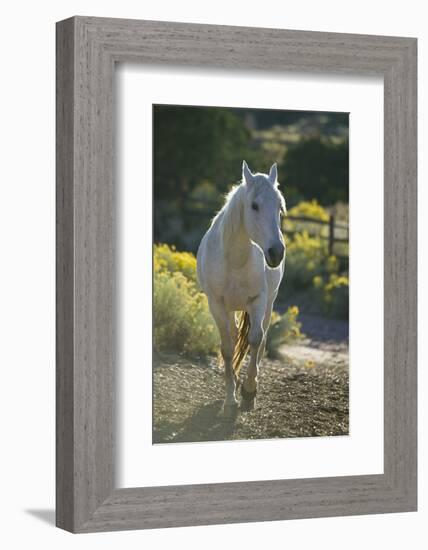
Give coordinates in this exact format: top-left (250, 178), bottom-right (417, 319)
top-left (283, 214), bottom-right (348, 258)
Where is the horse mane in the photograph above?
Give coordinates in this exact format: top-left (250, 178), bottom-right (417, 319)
top-left (211, 183), bottom-right (246, 247)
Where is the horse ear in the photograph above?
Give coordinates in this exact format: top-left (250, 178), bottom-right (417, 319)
top-left (268, 163), bottom-right (278, 185)
top-left (242, 160), bottom-right (254, 187)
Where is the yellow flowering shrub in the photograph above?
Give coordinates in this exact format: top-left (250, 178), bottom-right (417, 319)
top-left (154, 243), bottom-right (198, 283)
top-left (284, 231), bottom-right (338, 289)
top-left (265, 306), bottom-right (303, 358)
top-left (153, 244), bottom-right (219, 355)
top-left (284, 200), bottom-right (330, 238)
top-left (313, 273), bottom-right (349, 319)
top-left (287, 199), bottom-right (329, 222)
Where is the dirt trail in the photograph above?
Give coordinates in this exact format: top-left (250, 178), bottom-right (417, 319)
top-left (153, 319), bottom-right (349, 444)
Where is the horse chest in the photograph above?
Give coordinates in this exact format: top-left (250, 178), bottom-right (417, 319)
top-left (222, 273), bottom-right (262, 311)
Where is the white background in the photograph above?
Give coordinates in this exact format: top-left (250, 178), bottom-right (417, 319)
top-left (0, 1), bottom-right (425, 549)
top-left (118, 67), bottom-right (384, 487)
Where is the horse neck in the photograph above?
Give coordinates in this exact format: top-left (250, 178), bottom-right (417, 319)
top-left (220, 187), bottom-right (252, 269)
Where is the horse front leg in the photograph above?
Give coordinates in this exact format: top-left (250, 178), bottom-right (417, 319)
top-left (241, 292), bottom-right (268, 410)
top-left (258, 297), bottom-right (276, 362)
top-left (208, 298), bottom-right (238, 418)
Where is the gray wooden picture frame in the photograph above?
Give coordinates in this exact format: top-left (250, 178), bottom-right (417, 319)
top-left (56, 16), bottom-right (417, 533)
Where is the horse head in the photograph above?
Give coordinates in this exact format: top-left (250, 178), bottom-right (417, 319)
top-left (241, 160), bottom-right (286, 268)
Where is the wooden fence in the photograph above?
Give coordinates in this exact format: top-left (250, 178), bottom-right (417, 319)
top-left (283, 214), bottom-right (349, 258)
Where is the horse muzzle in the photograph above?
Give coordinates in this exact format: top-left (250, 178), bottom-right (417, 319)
top-left (266, 243), bottom-right (285, 268)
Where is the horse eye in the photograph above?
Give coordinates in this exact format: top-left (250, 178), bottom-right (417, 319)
top-left (251, 202), bottom-right (259, 212)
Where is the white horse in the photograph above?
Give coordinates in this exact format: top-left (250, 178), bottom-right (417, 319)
top-left (197, 161), bottom-right (286, 416)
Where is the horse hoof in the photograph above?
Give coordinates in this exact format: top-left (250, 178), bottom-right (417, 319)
top-left (241, 397), bottom-right (256, 411)
top-left (240, 385), bottom-right (257, 411)
top-left (222, 401), bottom-right (238, 419)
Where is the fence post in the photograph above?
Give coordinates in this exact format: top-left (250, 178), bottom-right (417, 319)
top-left (328, 214), bottom-right (335, 256)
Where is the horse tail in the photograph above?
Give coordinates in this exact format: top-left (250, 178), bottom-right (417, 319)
top-left (232, 311), bottom-right (250, 380)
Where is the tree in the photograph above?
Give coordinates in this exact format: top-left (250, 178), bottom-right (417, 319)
top-left (153, 105), bottom-right (264, 201)
top-left (282, 137), bottom-right (349, 206)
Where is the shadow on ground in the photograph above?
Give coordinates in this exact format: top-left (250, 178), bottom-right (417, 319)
top-left (154, 399), bottom-right (238, 443)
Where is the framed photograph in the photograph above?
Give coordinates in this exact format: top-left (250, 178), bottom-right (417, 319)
top-left (56, 16), bottom-right (417, 532)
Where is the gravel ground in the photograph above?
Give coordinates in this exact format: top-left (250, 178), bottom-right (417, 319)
top-left (153, 320), bottom-right (349, 444)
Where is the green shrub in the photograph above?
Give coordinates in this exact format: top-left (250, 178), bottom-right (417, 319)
top-left (313, 274), bottom-right (349, 319)
top-left (265, 306), bottom-right (303, 358)
top-left (284, 231), bottom-right (338, 289)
